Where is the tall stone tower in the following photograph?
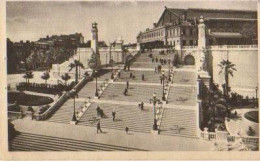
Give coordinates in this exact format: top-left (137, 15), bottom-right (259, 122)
top-left (88, 22), bottom-right (101, 70)
top-left (198, 16), bottom-right (206, 71)
top-left (197, 16), bottom-right (210, 88)
top-left (91, 22), bottom-right (99, 54)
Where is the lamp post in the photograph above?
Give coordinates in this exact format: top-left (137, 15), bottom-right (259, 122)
top-left (162, 71), bottom-right (166, 101)
top-left (255, 86), bottom-right (258, 105)
top-left (168, 57), bottom-right (171, 81)
top-left (150, 92), bottom-right (160, 130)
top-left (95, 70), bottom-right (98, 97)
top-left (71, 89), bottom-right (77, 122)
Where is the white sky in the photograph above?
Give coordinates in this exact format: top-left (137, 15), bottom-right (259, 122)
top-left (7, 1), bottom-right (257, 44)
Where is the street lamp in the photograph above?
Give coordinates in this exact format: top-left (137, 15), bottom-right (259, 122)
top-left (95, 70), bottom-right (98, 97)
top-left (150, 92), bottom-right (160, 130)
top-left (168, 57), bottom-right (171, 81)
top-left (255, 86), bottom-right (258, 105)
top-left (71, 89), bottom-right (77, 122)
top-left (162, 71), bottom-right (166, 101)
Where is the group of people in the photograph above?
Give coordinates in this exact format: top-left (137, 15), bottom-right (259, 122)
top-left (138, 101), bottom-right (144, 111)
top-left (155, 64), bottom-right (162, 73)
top-left (123, 65), bottom-right (130, 71)
top-left (96, 106), bottom-right (130, 134)
top-left (152, 57), bottom-right (168, 65)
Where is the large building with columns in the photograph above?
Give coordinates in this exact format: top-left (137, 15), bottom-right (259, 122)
top-left (137, 7), bottom-right (257, 50)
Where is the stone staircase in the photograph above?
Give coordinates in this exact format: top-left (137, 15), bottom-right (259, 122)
top-left (159, 108), bottom-right (198, 138)
top-left (46, 100), bottom-right (84, 124)
top-left (172, 71), bottom-right (196, 85)
top-left (78, 103), bottom-right (154, 133)
top-left (167, 86), bottom-right (197, 106)
top-left (115, 70), bottom-right (161, 83)
top-left (9, 132), bottom-right (146, 151)
top-left (100, 83), bottom-right (163, 103)
top-left (78, 82), bottom-right (101, 98)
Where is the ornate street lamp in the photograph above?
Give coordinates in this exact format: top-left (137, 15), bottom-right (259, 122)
top-left (255, 86), bottom-right (258, 105)
top-left (94, 70), bottom-right (98, 97)
top-left (162, 71), bottom-right (166, 101)
top-left (70, 88), bottom-right (77, 122)
top-left (150, 92), bottom-right (160, 130)
top-left (88, 51), bottom-right (101, 97)
top-left (168, 57), bottom-right (171, 81)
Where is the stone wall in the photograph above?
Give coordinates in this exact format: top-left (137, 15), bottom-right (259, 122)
top-left (210, 48), bottom-right (258, 97)
top-left (179, 46), bottom-right (258, 97)
top-left (51, 47), bottom-right (126, 79)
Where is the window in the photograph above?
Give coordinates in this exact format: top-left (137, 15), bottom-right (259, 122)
top-left (182, 29), bottom-right (186, 36)
top-left (182, 40), bottom-right (186, 46)
top-left (189, 40), bottom-right (193, 46)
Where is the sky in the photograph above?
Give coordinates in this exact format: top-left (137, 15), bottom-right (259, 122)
top-left (7, 1), bottom-right (257, 44)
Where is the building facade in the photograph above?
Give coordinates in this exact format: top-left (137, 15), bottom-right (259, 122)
top-left (137, 7), bottom-right (257, 50)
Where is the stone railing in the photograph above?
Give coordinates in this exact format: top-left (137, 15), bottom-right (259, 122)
top-left (35, 76), bottom-right (93, 120)
top-left (181, 46), bottom-right (198, 49)
top-left (207, 45), bottom-right (257, 50)
top-left (74, 76), bottom-right (93, 93)
top-left (156, 102), bottom-right (165, 131)
top-left (8, 111), bottom-right (23, 119)
top-left (201, 130), bottom-right (217, 140)
top-left (35, 92), bottom-right (70, 120)
top-left (201, 128), bottom-right (259, 147)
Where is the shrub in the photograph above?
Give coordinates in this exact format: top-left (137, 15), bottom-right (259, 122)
top-left (247, 126), bottom-right (255, 136)
top-left (27, 106), bottom-right (34, 112)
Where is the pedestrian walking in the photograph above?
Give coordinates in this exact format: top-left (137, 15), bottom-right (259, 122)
top-left (123, 88), bottom-right (128, 96)
top-left (152, 58), bottom-right (154, 62)
top-left (155, 57), bottom-right (158, 63)
top-left (118, 71), bottom-right (121, 78)
top-left (142, 74), bottom-right (145, 81)
top-left (140, 101), bottom-right (144, 111)
top-left (129, 72), bottom-right (133, 78)
top-left (112, 110), bottom-right (116, 121)
top-left (126, 80), bottom-right (129, 89)
top-left (125, 126), bottom-right (129, 134)
top-left (160, 76), bottom-right (163, 84)
top-left (97, 120), bottom-right (102, 133)
top-left (155, 66), bottom-right (157, 73)
top-left (124, 65), bottom-right (126, 71)
top-left (96, 106), bottom-right (100, 117)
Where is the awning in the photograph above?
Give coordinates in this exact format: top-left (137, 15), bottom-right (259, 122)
top-left (209, 32), bottom-right (242, 38)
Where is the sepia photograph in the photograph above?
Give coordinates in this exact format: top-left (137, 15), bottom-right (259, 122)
top-left (2, 0), bottom-right (259, 158)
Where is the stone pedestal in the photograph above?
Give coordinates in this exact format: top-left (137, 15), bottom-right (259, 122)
top-left (151, 129), bottom-right (159, 135)
top-left (26, 111), bottom-right (34, 120)
top-left (70, 120), bottom-right (77, 125)
top-left (216, 130), bottom-right (228, 140)
top-left (198, 70), bottom-right (211, 88)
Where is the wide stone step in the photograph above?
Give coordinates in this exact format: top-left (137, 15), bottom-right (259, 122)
top-left (10, 132), bottom-right (146, 151)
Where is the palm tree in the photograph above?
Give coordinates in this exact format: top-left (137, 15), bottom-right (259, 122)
top-left (41, 71), bottom-right (50, 85)
top-left (68, 60), bottom-right (85, 84)
top-left (218, 59), bottom-right (236, 98)
top-left (23, 71), bottom-right (34, 84)
top-left (61, 73), bottom-right (71, 86)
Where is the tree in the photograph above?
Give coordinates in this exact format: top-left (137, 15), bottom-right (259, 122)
top-left (41, 71), bottom-right (50, 85)
top-left (23, 71), bottom-right (34, 84)
top-left (68, 60), bottom-right (85, 84)
top-left (61, 73), bottom-right (71, 86)
top-left (218, 59), bottom-right (236, 98)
